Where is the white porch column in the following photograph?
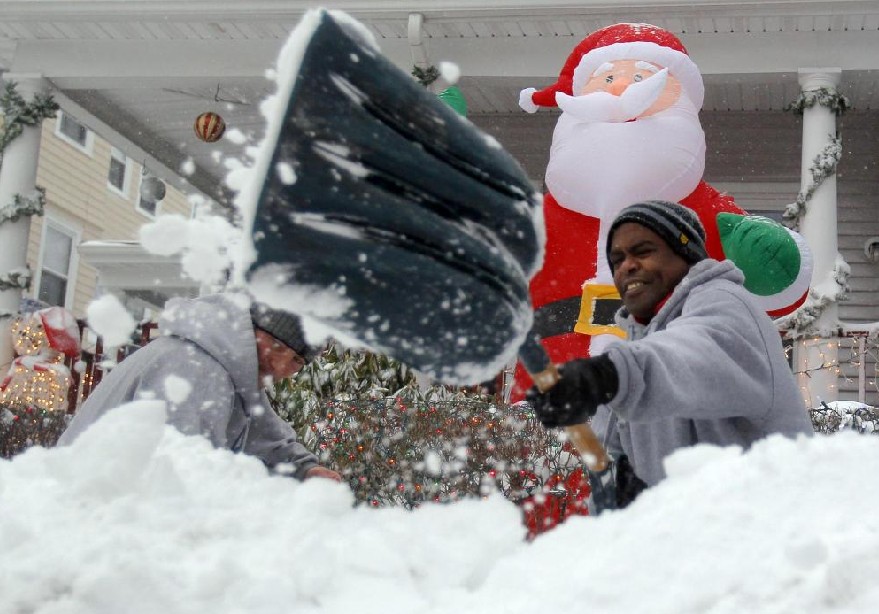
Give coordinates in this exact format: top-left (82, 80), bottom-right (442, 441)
top-left (408, 13), bottom-right (429, 70)
top-left (0, 75), bottom-right (48, 372)
top-left (794, 68), bottom-right (841, 408)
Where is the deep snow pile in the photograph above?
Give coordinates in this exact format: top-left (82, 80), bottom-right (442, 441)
top-left (2, 402), bottom-right (878, 614)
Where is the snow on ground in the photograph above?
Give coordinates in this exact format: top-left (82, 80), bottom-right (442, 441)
top-left (2, 401), bottom-right (879, 613)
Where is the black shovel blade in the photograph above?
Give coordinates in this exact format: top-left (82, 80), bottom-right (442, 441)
top-left (246, 10), bottom-right (543, 383)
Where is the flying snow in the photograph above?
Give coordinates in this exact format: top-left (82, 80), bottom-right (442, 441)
top-left (439, 61), bottom-right (461, 84)
top-left (179, 157), bottom-right (196, 176)
top-left (86, 294), bottom-right (137, 348)
top-left (275, 161), bottom-right (297, 185)
top-left (139, 214), bottom-right (190, 256)
top-left (139, 213), bottom-right (239, 288)
top-left (162, 375), bottom-right (193, 405)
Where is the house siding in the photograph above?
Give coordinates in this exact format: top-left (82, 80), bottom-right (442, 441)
top-left (27, 115), bottom-right (193, 317)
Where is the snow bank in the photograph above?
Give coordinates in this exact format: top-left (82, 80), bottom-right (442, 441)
top-left (3, 406), bottom-right (879, 613)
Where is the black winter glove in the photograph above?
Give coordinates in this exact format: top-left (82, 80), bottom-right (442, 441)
top-left (526, 354), bottom-right (619, 428)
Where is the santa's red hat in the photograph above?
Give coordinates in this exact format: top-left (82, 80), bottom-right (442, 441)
top-left (37, 306), bottom-right (81, 357)
top-left (519, 23), bottom-right (704, 113)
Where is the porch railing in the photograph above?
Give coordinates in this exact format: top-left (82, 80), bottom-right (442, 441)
top-left (789, 330), bottom-right (879, 406)
top-left (65, 320), bottom-right (158, 412)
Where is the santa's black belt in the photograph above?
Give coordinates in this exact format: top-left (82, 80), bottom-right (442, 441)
top-left (533, 284), bottom-right (625, 340)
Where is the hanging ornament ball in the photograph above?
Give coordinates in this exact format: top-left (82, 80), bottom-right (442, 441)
top-left (194, 112), bottom-right (226, 143)
top-left (140, 175), bottom-right (166, 202)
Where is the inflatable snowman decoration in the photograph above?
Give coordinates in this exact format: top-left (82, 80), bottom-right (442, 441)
top-left (0, 307), bottom-right (81, 411)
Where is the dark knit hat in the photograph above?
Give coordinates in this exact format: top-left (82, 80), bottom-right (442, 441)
top-left (250, 304), bottom-right (318, 361)
top-left (606, 200), bottom-right (708, 270)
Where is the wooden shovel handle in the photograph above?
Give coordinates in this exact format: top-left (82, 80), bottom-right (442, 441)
top-left (563, 424), bottom-right (610, 472)
top-left (529, 363), bottom-right (610, 472)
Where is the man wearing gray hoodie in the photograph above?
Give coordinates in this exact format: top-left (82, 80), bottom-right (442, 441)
top-left (59, 293), bottom-right (340, 482)
top-left (527, 201), bottom-right (813, 506)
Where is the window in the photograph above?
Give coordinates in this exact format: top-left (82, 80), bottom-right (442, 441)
top-left (107, 147), bottom-right (131, 197)
top-left (36, 221), bottom-right (78, 308)
top-left (136, 169), bottom-right (164, 217)
top-left (54, 111), bottom-right (94, 155)
top-left (59, 114), bottom-right (87, 145)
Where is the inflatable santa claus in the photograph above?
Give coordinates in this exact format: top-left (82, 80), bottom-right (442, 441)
top-left (512, 23), bottom-right (812, 398)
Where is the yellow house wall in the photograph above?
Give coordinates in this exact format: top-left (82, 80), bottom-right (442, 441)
top-left (26, 114), bottom-right (193, 318)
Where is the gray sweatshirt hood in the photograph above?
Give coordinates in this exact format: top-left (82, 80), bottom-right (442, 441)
top-left (160, 293), bottom-right (260, 398)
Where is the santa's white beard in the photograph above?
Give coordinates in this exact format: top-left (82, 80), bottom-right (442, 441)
top-left (545, 94), bottom-right (706, 285)
top-left (545, 95), bottom-right (706, 222)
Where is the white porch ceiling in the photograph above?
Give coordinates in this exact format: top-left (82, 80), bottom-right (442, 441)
top-left (1, 0), bottom-right (878, 206)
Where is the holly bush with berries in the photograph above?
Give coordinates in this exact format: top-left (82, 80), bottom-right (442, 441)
top-left (269, 340), bottom-right (589, 535)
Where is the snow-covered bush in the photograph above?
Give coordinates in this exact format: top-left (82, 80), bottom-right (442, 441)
top-left (0, 404), bottom-right (70, 458)
top-left (810, 400), bottom-right (879, 435)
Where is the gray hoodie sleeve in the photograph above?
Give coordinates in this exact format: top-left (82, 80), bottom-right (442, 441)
top-left (241, 392), bottom-right (319, 479)
top-left (607, 283), bottom-right (778, 423)
top-left (145, 341), bottom-right (320, 477)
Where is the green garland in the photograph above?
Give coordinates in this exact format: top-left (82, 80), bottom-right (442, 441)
top-left (785, 87), bottom-right (850, 116)
top-left (0, 267), bottom-right (31, 291)
top-left (0, 186), bottom-right (46, 225)
top-left (411, 65), bottom-right (440, 88)
top-left (776, 258), bottom-right (851, 336)
top-left (782, 136), bottom-right (842, 229)
top-left (0, 82), bottom-right (59, 155)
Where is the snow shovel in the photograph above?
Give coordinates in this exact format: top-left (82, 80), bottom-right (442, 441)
top-left (244, 9), bottom-right (614, 507)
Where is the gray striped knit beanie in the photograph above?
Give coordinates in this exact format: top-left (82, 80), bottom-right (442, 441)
top-left (250, 303), bottom-right (318, 361)
top-left (606, 200), bottom-right (708, 271)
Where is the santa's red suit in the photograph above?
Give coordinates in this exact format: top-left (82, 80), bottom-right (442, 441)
top-left (511, 23), bottom-right (812, 401)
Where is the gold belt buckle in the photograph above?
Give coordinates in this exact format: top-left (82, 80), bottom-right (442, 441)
top-left (574, 284), bottom-right (626, 339)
